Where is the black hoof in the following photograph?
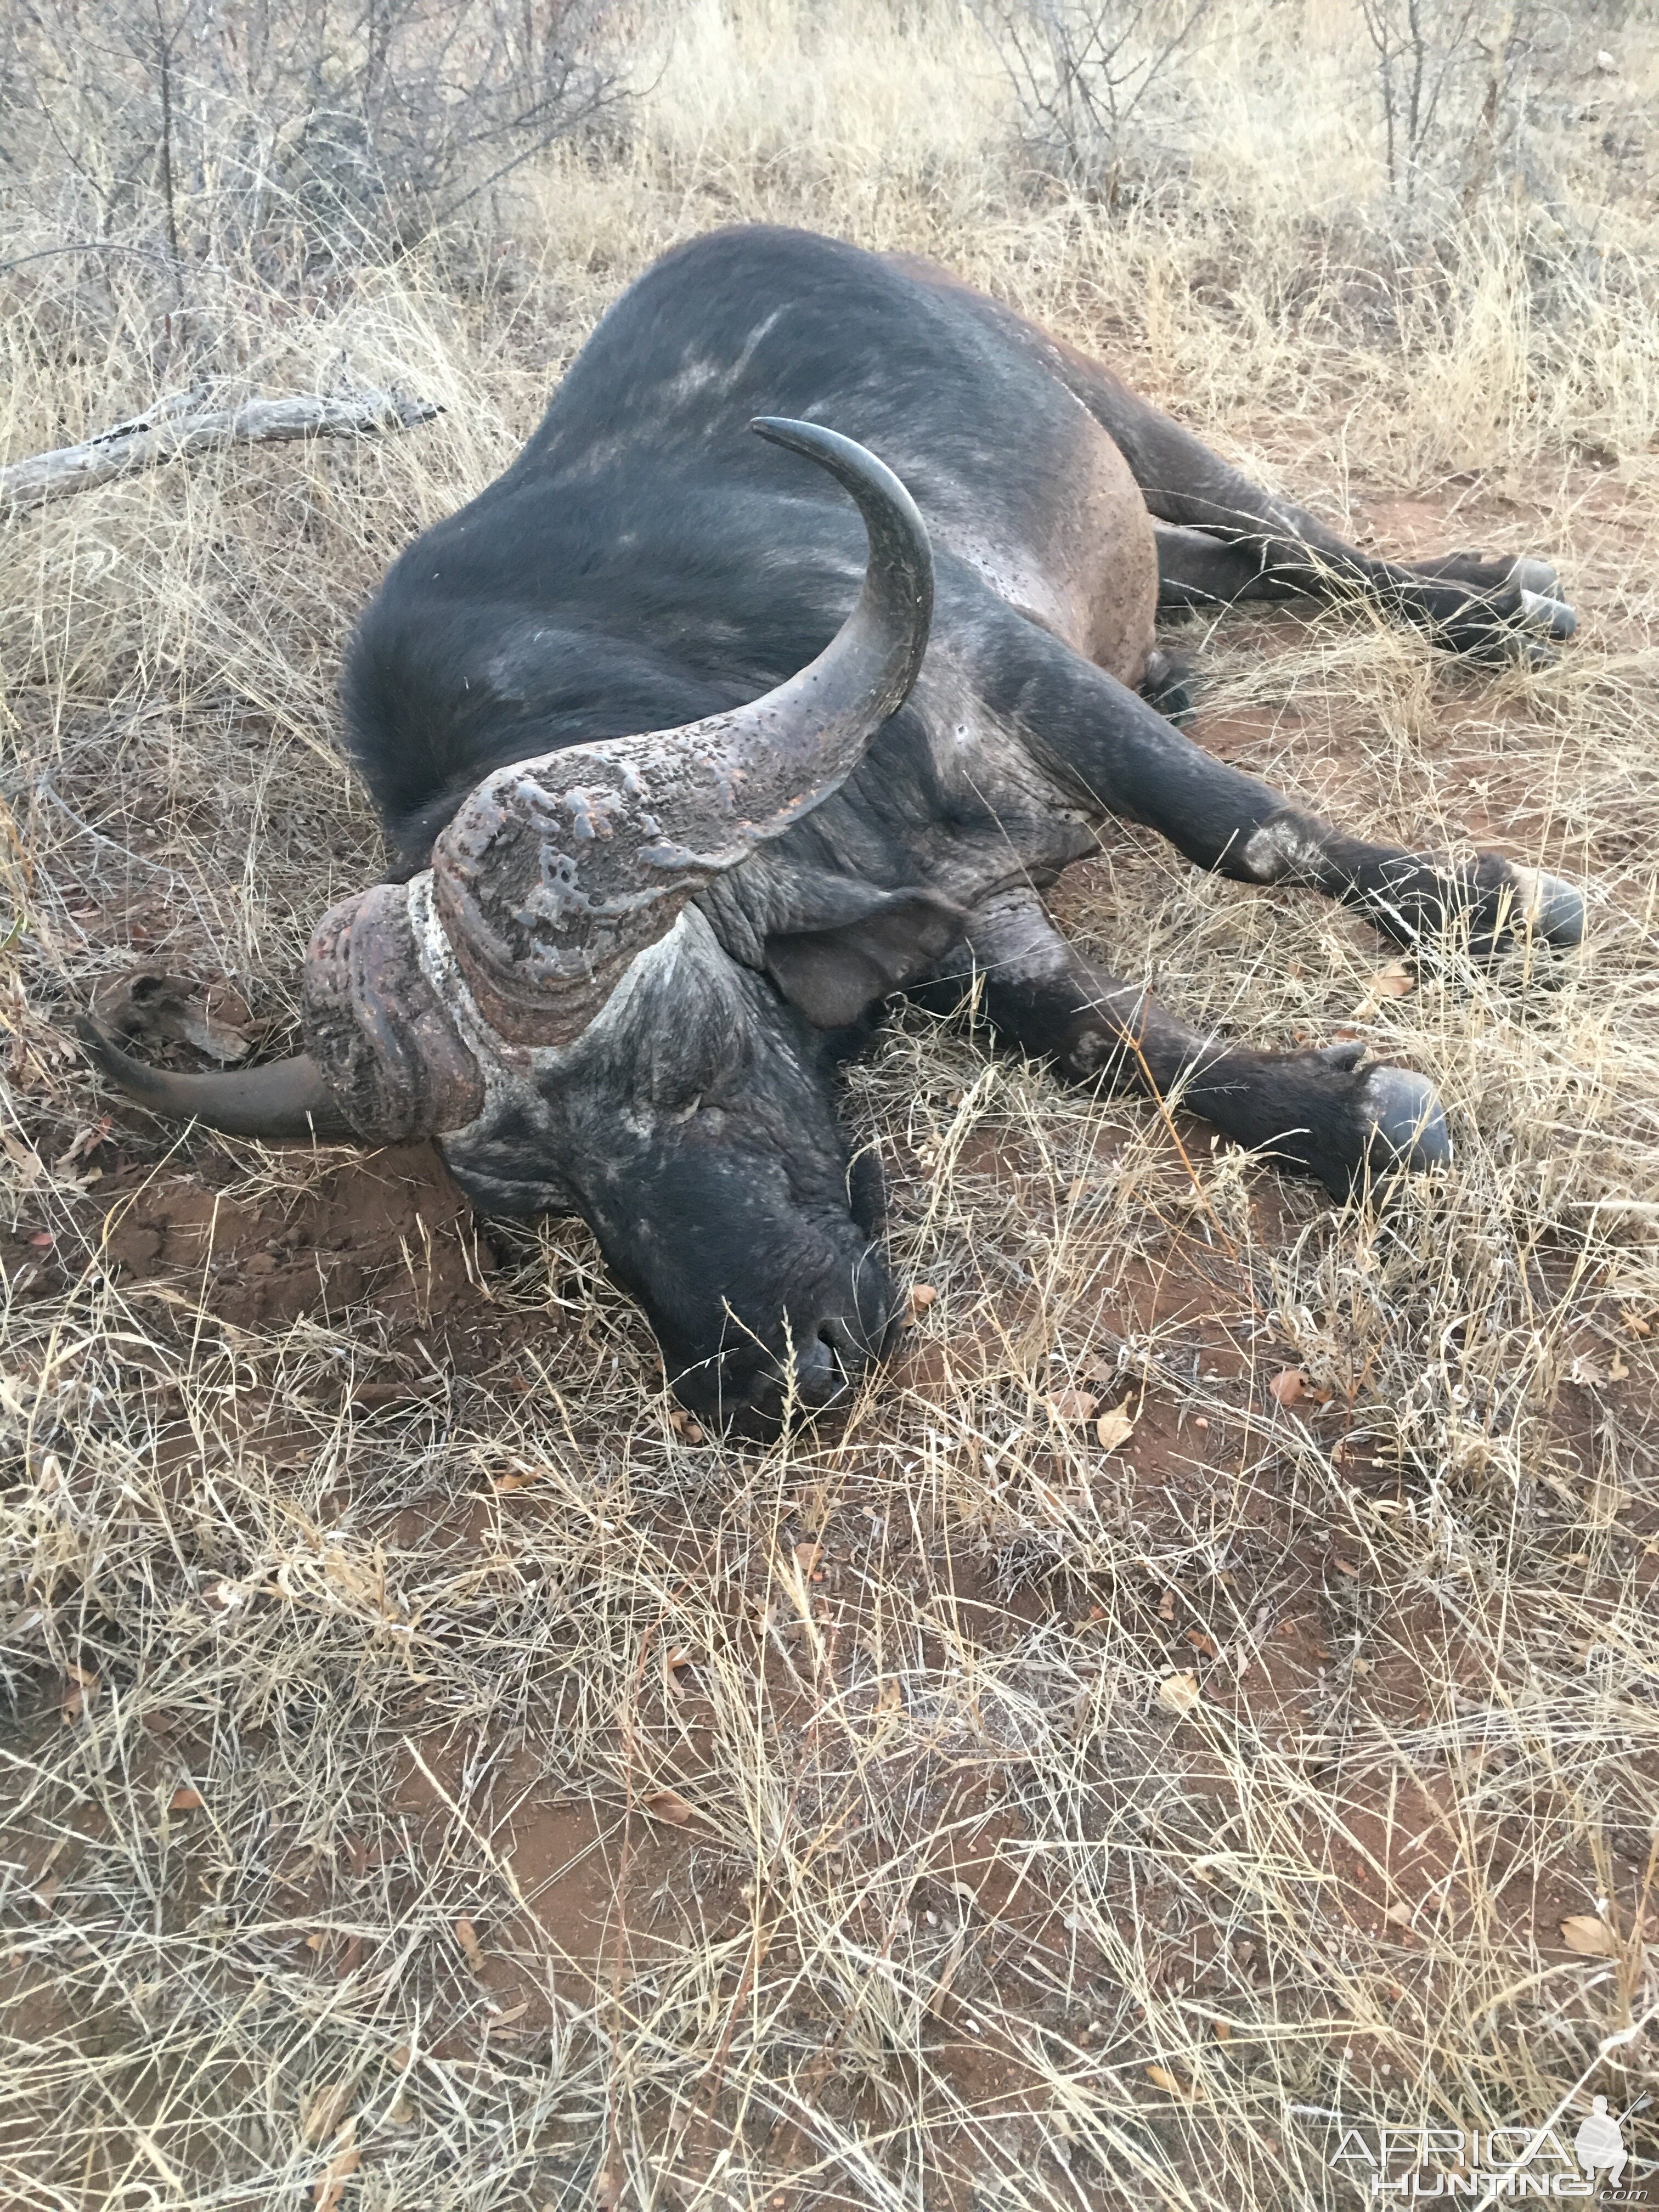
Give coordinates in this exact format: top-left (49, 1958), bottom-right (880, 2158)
top-left (1510, 557), bottom-right (1561, 598)
top-left (1139, 648), bottom-right (1197, 726)
top-left (1519, 588), bottom-right (1577, 642)
top-left (1438, 575), bottom-right (1576, 665)
top-left (1239, 1042), bottom-right (1448, 1200)
top-left (1362, 1066), bottom-right (1451, 1177)
top-left (1509, 867), bottom-right (1585, 950)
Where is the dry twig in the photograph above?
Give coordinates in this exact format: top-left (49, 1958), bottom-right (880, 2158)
top-left (1, 385), bottom-right (442, 517)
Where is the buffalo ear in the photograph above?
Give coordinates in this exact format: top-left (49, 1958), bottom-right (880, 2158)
top-left (765, 889), bottom-right (966, 1029)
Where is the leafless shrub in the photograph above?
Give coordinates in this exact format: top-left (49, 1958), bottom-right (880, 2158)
top-left (968, 0), bottom-right (1214, 197)
top-left (1356, 0), bottom-right (1586, 212)
top-left (2, 0), bottom-right (628, 272)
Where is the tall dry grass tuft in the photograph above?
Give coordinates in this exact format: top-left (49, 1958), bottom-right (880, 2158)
top-left (3, 1), bottom-right (1658, 2205)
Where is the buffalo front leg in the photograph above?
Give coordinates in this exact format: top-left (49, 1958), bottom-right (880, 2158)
top-left (928, 888), bottom-right (1447, 1199)
top-left (974, 616), bottom-right (1585, 957)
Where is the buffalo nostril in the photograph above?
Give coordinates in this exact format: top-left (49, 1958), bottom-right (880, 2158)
top-left (791, 1323), bottom-right (853, 1409)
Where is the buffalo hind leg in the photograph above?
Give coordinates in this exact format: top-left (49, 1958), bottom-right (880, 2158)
top-left (1068, 367), bottom-right (1573, 659)
top-left (906, 270), bottom-right (1571, 656)
top-left (1152, 521), bottom-right (1568, 633)
top-left (973, 611), bottom-right (1585, 956)
top-left (926, 889), bottom-right (1448, 1199)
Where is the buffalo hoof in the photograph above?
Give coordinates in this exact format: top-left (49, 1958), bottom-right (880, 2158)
top-left (1362, 1065), bottom-right (1451, 1178)
top-left (1509, 866), bottom-right (1585, 950)
top-left (1510, 557), bottom-right (1561, 598)
top-left (1139, 647), bottom-right (1198, 726)
top-left (1518, 587), bottom-right (1577, 641)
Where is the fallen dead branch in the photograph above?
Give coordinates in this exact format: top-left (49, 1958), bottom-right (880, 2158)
top-left (1, 383), bottom-right (442, 517)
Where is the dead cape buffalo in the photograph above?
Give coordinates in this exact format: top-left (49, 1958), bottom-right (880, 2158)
top-left (80, 224), bottom-right (1583, 1426)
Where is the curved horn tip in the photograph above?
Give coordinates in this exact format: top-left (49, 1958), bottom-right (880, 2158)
top-left (747, 415), bottom-right (921, 528)
top-left (75, 1013), bottom-right (149, 1091)
top-left (747, 415), bottom-right (933, 682)
top-left (75, 1013), bottom-right (355, 1142)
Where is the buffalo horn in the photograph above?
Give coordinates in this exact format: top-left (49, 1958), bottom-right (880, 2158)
top-left (80, 419), bottom-right (933, 1140)
top-left (429, 417), bottom-right (935, 1045)
top-left (75, 1017), bottom-right (354, 1139)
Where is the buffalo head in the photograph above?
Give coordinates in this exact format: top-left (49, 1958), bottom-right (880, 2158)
top-left (78, 420), bottom-right (936, 1426)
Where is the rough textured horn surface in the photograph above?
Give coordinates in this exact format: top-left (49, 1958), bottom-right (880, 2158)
top-left (431, 416), bottom-right (935, 1047)
top-left (76, 1017), bottom-right (354, 1140)
top-left (302, 882), bottom-right (485, 1139)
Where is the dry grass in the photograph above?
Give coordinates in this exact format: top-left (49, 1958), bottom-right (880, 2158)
top-left (3, 2), bottom-right (1658, 2205)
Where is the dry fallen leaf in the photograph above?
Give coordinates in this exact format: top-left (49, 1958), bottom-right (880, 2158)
top-left (1608, 1351), bottom-right (1630, 1381)
top-left (454, 1916), bottom-right (484, 1968)
top-left (1095, 1396), bottom-right (1136, 1451)
top-left (1046, 1386), bottom-right (1099, 1422)
top-left (1186, 1629), bottom-right (1219, 1659)
top-left (491, 1468), bottom-right (538, 1493)
top-left (303, 2081), bottom-right (355, 2145)
top-left (1331, 1557), bottom-right (1361, 1578)
top-left (1356, 961), bottom-right (1414, 1015)
top-left (1145, 2061), bottom-right (1204, 2098)
top-left (908, 1282), bottom-right (938, 1317)
top-left (170, 1786), bottom-right (204, 1813)
top-left (1268, 1368), bottom-right (1306, 1408)
top-left (1158, 1587), bottom-right (1177, 1621)
top-left (1385, 1899), bottom-right (1414, 1928)
top-left (668, 1408), bottom-right (704, 1442)
top-left (92, 969), bottom-right (256, 1064)
top-left (1214, 2020), bottom-right (1232, 2042)
top-left (1560, 1913), bottom-right (1619, 1957)
top-left (1157, 1672), bottom-right (1201, 1716)
top-left (312, 2145), bottom-right (361, 2210)
top-left (61, 1671), bottom-right (100, 1722)
top-left (644, 1787), bottom-right (695, 1826)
